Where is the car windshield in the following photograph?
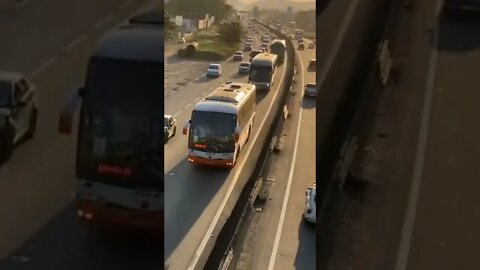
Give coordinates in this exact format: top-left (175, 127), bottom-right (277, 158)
top-left (241, 63), bottom-right (250, 67)
top-left (0, 81), bottom-right (11, 107)
top-left (307, 83), bottom-right (316, 88)
top-left (189, 111), bottom-right (236, 153)
top-left (209, 65), bottom-right (218, 70)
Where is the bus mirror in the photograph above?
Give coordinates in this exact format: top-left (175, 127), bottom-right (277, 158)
top-left (234, 126), bottom-right (241, 141)
top-left (59, 90), bottom-right (82, 134)
top-left (182, 120), bottom-right (190, 135)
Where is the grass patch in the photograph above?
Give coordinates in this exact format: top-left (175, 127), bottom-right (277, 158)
top-left (196, 40), bottom-right (239, 60)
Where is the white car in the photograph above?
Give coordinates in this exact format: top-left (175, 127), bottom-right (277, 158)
top-left (206, 63), bottom-right (222, 77)
top-left (233, 51), bottom-right (244, 61)
top-left (304, 185), bottom-right (316, 224)
top-left (304, 83), bottom-right (317, 98)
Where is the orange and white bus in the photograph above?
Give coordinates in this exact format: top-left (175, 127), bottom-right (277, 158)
top-left (182, 82), bottom-right (256, 167)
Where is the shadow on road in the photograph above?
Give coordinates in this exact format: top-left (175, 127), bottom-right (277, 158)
top-left (302, 97), bottom-right (317, 109)
top-left (164, 158), bottom-right (229, 262)
top-left (436, 13), bottom-right (480, 51)
top-left (294, 217), bottom-right (316, 270)
top-left (0, 205), bottom-right (163, 270)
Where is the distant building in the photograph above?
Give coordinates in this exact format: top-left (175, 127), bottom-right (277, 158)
top-left (286, 6), bottom-right (293, 20)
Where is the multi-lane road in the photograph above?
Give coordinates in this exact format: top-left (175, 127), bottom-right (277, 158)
top-left (0, 1), bottom-right (163, 270)
top-left (234, 37), bottom-right (316, 270)
top-left (329, 1), bottom-right (480, 270)
top-left (164, 24), bottom-right (288, 270)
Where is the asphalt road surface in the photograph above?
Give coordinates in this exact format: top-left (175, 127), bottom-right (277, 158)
top-left (0, 1), bottom-right (162, 270)
top-left (234, 38), bottom-right (316, 270)
top-left (164, 24), bottom-right (288, 270)
top-left (328, 1), bottom-right (480, 269)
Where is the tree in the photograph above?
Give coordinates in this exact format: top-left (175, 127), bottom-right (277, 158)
top-left (166, 0), bottom-right (234, 21)
top-left (165, 15), bottom-right (177, 39)
top-left (218, 22), bottom-right (242, 44)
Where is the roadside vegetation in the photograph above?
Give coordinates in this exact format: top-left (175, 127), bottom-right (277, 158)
top-left (178, 22), bottom-right (242, 60)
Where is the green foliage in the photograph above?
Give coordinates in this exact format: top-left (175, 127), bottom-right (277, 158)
top-left (166, 0), bottom-right (233, 21)
top-left (218, 22), bottom-right (242, 44)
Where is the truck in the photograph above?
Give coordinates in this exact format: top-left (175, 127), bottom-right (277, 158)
top-left (270, 39), bottom-right (286, 64)
top-left (58, 11), bottom-right (163, 233)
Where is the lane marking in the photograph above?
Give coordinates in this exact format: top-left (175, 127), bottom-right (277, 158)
top-left (174, 110), bottom-right (182, 118)
top-left (64, 34), bottom-right (87, 52)
top-left (185, 54), bottom-right (289, 270)
top-left (93, 14), bottom-right (113, 30)
top-left (184, 103), bottom-right (192, 109)
top-left (30, 57), bottom-right (56, 77)
top-left (267, 46), bottom-right (305, 270)
top-left (394, 1), bottom-right (441, 269)
top-left (14, 0), bottom-right (33, 9)
top-left (317, 0), bottom-right (358, 92)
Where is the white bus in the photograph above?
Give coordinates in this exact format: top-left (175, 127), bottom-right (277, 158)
top-left (182, 82), bottom-right (256, 167)
top-left (249, 53), bottom-right (278, 91)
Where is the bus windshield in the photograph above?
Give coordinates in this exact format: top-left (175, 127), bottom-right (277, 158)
top-left (249, 65), bottom-right (272, 82)
top-left (189, 111), bottom-right (236, 153)
top-left (77, 57), bottom-right (162, 188)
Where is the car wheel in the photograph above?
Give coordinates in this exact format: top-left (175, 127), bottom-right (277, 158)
top-left (25, 107), bottom-right (38, 139)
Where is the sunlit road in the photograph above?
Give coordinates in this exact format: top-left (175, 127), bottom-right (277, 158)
top-left (0, 1), bottom-right (162, 269)
top-left (234, 37), bottom-right (316, 270)
top-left (164, 24), bottom-right (288, 269)
top-left (271, 39), bottom-right (316, 270)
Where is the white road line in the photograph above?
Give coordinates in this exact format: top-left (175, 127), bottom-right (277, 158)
top-left (267, 48), bottom-right (304, 270)
top-left (93, 15), bottom-right (113, 30)
top-left (14, 0), bottom-right (33, 9)
top-left (119, 0), bottom-right (134, 10)
top-left (317, 0), bottom-right (358, 92)
top-left (174, 110), bottom-right (182, 118)
top-left (185, 103), bottom-right (192, 109)
top-left (30, 57), bottom-right (56, 77)
top-left (64, 34), bottom-right (87, 52)
top-left (186, 54), bottom-right (289, 270)
top-left (394, 1), bottom-right (441, 269)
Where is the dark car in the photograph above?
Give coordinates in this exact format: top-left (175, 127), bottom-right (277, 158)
top-left (0, 71), bottom-right (38, 158)
top-left (298, 43), bottom-right (305, 50)
top-left (249, 50), bottom-right (262, 61)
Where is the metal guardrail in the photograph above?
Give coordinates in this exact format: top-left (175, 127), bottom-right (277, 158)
top-left (212, 21), bottom-right (296, 270)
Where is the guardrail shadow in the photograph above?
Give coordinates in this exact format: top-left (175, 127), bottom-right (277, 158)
top-left (0, 204), bottom-right (163, 270)
top-left (436, 12), bottom-right (480, 51)
top-left (164, 158), bottom-right (230, 262)
top-left (294, 219), bottom-right (316, 270)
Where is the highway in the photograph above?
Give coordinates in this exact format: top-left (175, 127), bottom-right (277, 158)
top-left (0, 1), bottom-right (163, 269)
top-left (234, 37), bottom-right (316, 270)
top-left (164, 22), bottom-right (288, 270)
top-left (329, 1), bottom-right (480, 270)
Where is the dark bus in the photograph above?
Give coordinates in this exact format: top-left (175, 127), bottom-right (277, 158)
top-left (59, 13), bottom-right (163, 232)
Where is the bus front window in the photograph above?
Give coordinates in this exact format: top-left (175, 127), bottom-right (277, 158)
top-left (189, 111), bottom-right (236, 153)
top-left (249, 67), bottom-right (272, 82)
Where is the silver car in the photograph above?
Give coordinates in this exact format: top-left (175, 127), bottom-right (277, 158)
top-left (304, 185), bottom-right (316, 224)
top-left (206, 63), bottom-right (222, 78)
